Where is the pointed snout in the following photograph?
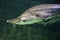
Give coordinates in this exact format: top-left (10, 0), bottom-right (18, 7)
top-left (6, 18), bottom-right (21, 24)
top-left (6, 20), bottom-right (10, 22)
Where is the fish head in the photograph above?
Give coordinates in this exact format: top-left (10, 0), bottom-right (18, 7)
top-left (6, 15), bottom-right (43, 25)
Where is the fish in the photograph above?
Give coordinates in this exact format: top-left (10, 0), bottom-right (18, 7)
top-left (6, 4), bottom-right (60, 25)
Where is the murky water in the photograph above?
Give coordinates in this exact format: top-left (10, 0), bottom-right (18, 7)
top-left (0, 0), bottom-right (60, 40)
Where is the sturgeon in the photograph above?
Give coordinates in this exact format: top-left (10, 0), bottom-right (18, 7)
top-left (6, 4), bottom-right (60, 24)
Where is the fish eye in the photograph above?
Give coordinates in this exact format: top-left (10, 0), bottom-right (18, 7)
top-left (22, 20), bottom-right (27, 22)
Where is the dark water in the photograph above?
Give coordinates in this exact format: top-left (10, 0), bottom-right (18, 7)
top-left (0, 0), bottom-right (60, 40)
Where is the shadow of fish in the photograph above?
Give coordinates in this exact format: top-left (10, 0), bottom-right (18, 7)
top-left (6, 4), bottom-right (60, 25)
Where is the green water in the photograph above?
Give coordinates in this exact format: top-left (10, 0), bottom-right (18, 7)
top-left (0, 0), bottom-right (60, 40)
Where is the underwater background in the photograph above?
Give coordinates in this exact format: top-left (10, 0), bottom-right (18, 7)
top-left (0, 0), bottom-right (60, 40)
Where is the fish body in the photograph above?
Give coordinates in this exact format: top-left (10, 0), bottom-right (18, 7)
top-left (6, 4), bottom-right (60, 25)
